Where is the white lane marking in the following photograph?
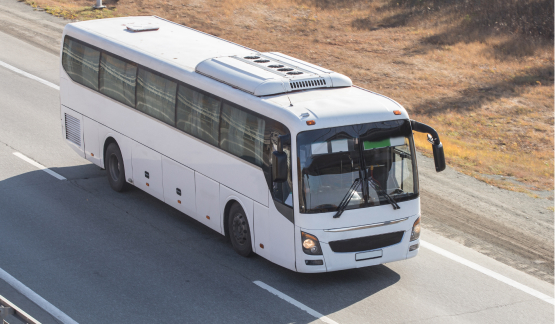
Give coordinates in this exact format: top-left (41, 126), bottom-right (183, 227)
top-left (253, 281), bottom-right (339, 324)
top-left (0, 267), bottom-right (79, 324)
top-left (421, 240), bottom-right (555, 305)
top-left (0, 60), bottom-right (60, 90)
top-left (13, 152), bottom-right (66, 180)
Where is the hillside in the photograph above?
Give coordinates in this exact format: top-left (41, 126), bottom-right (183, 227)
top-left (23, 0), bottom-right (555, 194)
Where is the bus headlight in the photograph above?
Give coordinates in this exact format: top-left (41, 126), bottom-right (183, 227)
top-left (301, 232), bottom-right (323, 255)
top-left (410, 217), bottom-right (421, 241)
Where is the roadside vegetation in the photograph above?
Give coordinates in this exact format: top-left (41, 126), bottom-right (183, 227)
top-left (22, 0), bottom-right (554, 193)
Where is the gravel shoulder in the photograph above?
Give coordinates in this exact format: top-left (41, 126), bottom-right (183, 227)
top-left (419, 152), bottom-right (554, 283)
top-left (0, 0), bottom-right (553, 283)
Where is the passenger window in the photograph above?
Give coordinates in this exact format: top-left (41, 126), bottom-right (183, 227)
top-left (136, 68), bottom-right (177, 125)
top-left (220, 103), bottom-right (265, 167)
top-left (176, 85), bottom-right (221, 146)
top-left (99, 53), bottom-right (137, 107)
top-left (62, 37), bottom-right (100, 90)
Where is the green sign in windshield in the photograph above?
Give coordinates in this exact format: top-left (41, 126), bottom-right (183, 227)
top-left (364, 136), bottom-right (405, 150)
top-left (364, 138), bottom-right (390, 150)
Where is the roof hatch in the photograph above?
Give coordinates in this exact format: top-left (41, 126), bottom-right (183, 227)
top-left (125, 22), bottom-right (159, 32)
top-left (195, 52), bottom-right (352, 96)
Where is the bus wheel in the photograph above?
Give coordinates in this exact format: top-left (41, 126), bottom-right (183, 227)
top-left (228, 203), bottom-right (253, 257)
top-left (106, 143), bottom-right (127, 192)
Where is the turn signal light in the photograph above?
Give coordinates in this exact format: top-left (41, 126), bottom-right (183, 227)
top-left (306, 120), bottom-right (316, 126)
top-left (260, 243), bottom-right (264, 249)
top-left (146, 183), bottom-right (149, 186)
top-left (206, 215), bottom-right (210, 220)
top-left (393, 110), bottom-right (402, 115)
top-left (178, 200), bottom-right (181, 204)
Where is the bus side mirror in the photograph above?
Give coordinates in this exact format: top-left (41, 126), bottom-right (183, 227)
top-left (431, 138), bottom-right (446, 172)
top-left (272, 151), bottom-right (287, 183)
top-left (412, 120), bottom-right (446, 172)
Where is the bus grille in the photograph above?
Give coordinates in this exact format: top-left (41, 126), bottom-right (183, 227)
top-left (328, 231), bottom-right (405, 253)
top-left (65, 113), bottom-right (81, 147)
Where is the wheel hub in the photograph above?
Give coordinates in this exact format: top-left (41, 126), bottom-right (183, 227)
top-left (109, 154), bottom-right (120, 181)
top-left (231, 213), bottom-right (248, 245)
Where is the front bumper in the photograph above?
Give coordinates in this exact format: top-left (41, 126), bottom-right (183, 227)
top-left (295, 214), bottom-right (420, 273)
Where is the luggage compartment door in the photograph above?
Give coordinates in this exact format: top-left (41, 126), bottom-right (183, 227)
top-left (162, 156), bottom-right (196, 218)
top-left (195, 173), bottom-right (221, 233)
top-left (132, 142), bottom-right (164, 201)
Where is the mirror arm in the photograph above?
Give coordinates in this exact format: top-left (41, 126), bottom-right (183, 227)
top-left (410, 120), bottom-right (441, 145)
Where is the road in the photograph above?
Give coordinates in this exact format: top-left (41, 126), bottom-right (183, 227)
top-left (0, 3), bottom-right (553, 323)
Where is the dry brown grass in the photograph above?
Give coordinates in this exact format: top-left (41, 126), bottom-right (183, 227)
top-left (21, 0), bottom-right (554, 192)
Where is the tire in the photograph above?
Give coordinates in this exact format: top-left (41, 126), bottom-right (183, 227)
top-left (105, 142), bottom-right (127, 192)
top-left (228, 203), bottom-right (253, 257)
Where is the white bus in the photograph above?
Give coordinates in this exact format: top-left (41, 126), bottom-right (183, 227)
top-left (59, 16), bottom-right (445, 272)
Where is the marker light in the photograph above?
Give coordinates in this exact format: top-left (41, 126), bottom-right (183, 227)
top-left (410, 217), bottom-right (421, 241)
top-left (393, 110), bottom-right (402, 115)
top-left (301, 232), bottom-right (323, 255)
top-left (306, 120), bottom-right (316, 126)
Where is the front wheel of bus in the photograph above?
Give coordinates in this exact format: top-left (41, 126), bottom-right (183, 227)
top-left (106, 143), bottom-right (127, 192)
top-left (228, 203), bottom-right (253, 257)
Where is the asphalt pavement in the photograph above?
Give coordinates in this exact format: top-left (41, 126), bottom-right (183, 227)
top-left (0, 17), bottom-right (553, 324)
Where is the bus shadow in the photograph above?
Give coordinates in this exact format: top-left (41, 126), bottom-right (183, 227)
top-left (248, 255), bottom-right (402, 323)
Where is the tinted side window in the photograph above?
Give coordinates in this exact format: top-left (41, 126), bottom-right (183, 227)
top-left (62, 37), bottom-right (100, 90)
top-left (176, 85), bottom-right (221, 146)
top-left (220, 102), bottom-right (265, 167)
top-left (99, 53), bottom-right (137, 107)
top-left (136, 68), bottom-right (177, 125)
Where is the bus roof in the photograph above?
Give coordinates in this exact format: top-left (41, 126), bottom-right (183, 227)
top-left (63, 16), bottom-right (408, 133)
top-left (64, 16), bottom-right (352, 97)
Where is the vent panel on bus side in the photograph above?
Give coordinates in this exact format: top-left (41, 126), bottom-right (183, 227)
top-left (65, 113), bottom-right (81, 147)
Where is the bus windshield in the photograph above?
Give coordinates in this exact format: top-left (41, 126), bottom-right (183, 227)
top-left (297, 119), bottom-right (418, 214)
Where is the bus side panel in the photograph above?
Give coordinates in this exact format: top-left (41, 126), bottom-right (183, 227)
top-left (115, 106), bottom-right (270, 208)
top-left (253, 201), bottom-right (271, 259)
top-left (60, 105), bottom-right (85, 158)
top-left (83, 117), bottom-right (102, 167)
top-left (268, 195), bottom-right (296, 271)
top-left (196, 173), bottom-right (222, 234)
top-left (219, 185), bottom-right (253, 247)
top-left (165, 130), bottom-right (269, 208)
top-left (132, 141), bottom-right (164, 201)
top-left (97, 124), bottom-right (133, 183)
top-left (162, 156), bottom-right (197, 220)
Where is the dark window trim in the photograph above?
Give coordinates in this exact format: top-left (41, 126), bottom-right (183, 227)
top-left (98, 50), bottom-right (138, 107)
top-left (61, 35), bottom-right (291, 172)
top-left (136, 66), bottom-right (178, 127)
top-left (62, 36), bottom-right (101, 92)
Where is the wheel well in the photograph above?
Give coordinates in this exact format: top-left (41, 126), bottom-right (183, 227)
top-left (223, 199), bottom-right (238, 240)
top-left (102, 137), bottom-right (118, 169)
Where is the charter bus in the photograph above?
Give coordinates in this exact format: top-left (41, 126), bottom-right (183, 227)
top-left (59, 16), bottom-right (445, 272)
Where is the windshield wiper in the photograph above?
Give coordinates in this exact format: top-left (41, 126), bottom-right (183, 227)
top-left (333, 178), bottom-right (361, 218)
top-left (368, 178), bottom-right (400, 210)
